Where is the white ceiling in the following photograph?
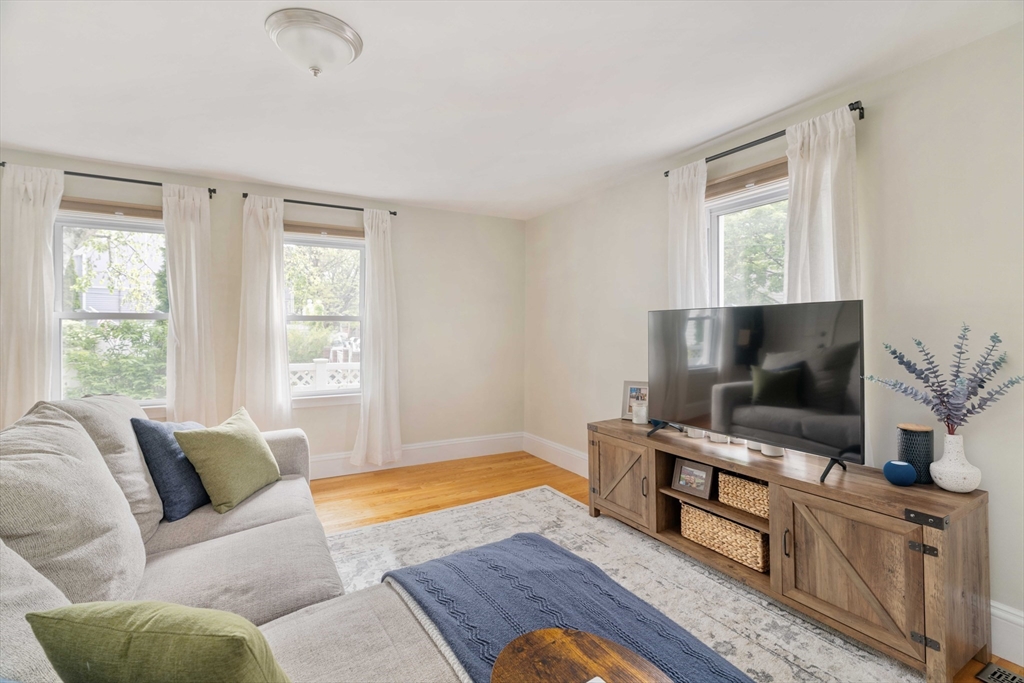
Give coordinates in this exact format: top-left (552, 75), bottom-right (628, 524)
top-left (1, 2), bottom-right (1021, 220)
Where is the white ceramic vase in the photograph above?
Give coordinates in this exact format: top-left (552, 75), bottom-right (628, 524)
top-left (929, 434), bottom-right (981, 493)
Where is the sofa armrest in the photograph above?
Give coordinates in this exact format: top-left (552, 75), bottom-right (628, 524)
top-left (711, 381), bottom-right (754, 434)
top-left (262, 429), bottom-right (310, 480)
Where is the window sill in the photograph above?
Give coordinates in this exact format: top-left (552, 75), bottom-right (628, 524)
top-left (291, 393), bottom-right (361, 409)
top-left (141, 404), bottom-right (167, 421)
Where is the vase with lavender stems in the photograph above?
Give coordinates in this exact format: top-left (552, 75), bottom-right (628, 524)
top-left (866, 324), bottom-right (1023, 493)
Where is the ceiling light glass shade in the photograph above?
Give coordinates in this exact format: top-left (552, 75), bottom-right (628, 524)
top-left (265, 9), bottom-right (363, 77)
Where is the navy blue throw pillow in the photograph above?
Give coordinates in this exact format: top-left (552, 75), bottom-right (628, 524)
top-left (131, 418), bottom-right (210, 522)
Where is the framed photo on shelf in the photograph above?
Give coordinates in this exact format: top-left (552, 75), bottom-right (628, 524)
top-left (671, 458), bottom-right (715, 499)
top-left (621, 381), bottom-right (649, 420)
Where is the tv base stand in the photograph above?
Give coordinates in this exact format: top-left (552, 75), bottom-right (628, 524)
top-left (587, 418), bottom-right (991, 683)
top-left (819, 456), bottom-right (847, 482)
top-left (645, 420), bottom-right (684, 438)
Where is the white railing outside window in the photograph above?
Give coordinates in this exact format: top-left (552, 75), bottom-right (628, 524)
top-left (283, 232), bottom-right (364, 398)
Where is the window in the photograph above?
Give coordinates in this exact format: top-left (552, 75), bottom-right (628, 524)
top-left (54, 213), bottom-right (168, 403)
top-left (707, 181), bottom-right (788, 307)
top-left (685, 313), bottom-right (716, 369)
top-left (283, 234), bottom-right (364, 397)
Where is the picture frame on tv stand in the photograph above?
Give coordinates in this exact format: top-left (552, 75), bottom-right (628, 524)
top-left (670, 458), bottom-right (716, 500)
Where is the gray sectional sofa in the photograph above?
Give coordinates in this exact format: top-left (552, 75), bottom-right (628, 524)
top-left (0, 397), bottom-right (463, 683)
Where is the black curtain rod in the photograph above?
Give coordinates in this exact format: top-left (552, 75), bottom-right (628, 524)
top-left (0, 161), bottom-right (217, 198)
top-left (663, 101), bottom-right (865, 177)
top-left (242, 192), bottom-right (397, 216)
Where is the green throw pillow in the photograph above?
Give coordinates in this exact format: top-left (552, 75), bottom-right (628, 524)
top-left (751, 365), bottom-right (802, 407)
top-left (174, 407), bottom-right (280, 514)
top-left (26, 601), bottom-right (291, 683)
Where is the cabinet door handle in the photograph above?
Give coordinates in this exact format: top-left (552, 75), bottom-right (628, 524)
top-left (641, 476), bottom-right (648, 497)
top-left (783, 528), bottom-right (791, 557)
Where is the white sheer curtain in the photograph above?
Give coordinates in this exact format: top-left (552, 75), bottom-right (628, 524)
top-left (163, 184), bottom-right (217, 425)
top-left (234, 195), bottom-right (291, 430)
top-left (351, 209), bottom-right (401, 467)
top-left (785, 107), bottom-right (861, 302)
top-left (667, 160), bottom-right (710, 309)
top-left (0, 164), bottom-right (64, 428)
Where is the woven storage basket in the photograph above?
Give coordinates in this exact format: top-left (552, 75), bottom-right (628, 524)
top-left (718, 472), bottom-right (770, 519)
top-left (680, 504), bottom-right (769, 572)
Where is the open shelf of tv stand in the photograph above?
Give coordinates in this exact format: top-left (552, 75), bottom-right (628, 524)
top-left (586, 418), bottom-right (991, 683)
top-left (657, 485), bottom-right (770, 533)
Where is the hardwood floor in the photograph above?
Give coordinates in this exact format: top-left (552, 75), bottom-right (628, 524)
top-left (310, 451), bottom-right (588, 534)
top-left (310, 451), bottom-right (1021, 678)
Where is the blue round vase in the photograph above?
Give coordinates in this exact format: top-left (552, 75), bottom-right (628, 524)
top-left (883, 460), bottom-right (917, 487)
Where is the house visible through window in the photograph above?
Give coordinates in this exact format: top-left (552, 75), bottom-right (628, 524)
top-left (54, 213), bottom-right (168, 403)
top-left (283, 233), bottom-right (364, 396)
top-left (707, 180), bottom-right (788, 307)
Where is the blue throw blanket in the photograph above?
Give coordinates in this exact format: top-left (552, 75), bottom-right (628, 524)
top-left (383, 533), bottom-right (752, 683)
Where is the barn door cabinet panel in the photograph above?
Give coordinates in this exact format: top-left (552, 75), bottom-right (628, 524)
top-left (588, 431), bottom-right (651, 529)
top-left (586, 419), bottom-right (991, 683)
top-left (770, 485), bottom-right (927, 661)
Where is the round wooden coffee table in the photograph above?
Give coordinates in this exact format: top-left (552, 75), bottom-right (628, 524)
top-left (490, 627), bottom-right (671, 683)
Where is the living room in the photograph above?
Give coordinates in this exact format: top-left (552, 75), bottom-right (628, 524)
top-left (1, 3), bottom-right (1022, 683)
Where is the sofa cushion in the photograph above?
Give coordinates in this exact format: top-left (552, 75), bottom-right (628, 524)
top-left (0, 541), bottom-right (68, 683)
top-left (131, 417), bottom-right (209, 522)
top-left (0, 403), bottom-right (146, 602)
top-left (27, 601), bottom-right (291, 683)
top-left (800, 414), bottom-right (862, 451)
top-left (135, 515), bottom-right (343, 625)
top-left (261, 584), bottom-right (461, 683)
top-left (144, 475), bottom-right (316, 555)
top-left (731, 405), bottom-right (820, 438)
top-left (175, 407), bottom-right (281, 514)
top-left (49, 395), bottom-right (164, 541)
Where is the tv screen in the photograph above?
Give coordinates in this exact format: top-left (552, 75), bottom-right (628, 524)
top-left (648, 301), bottom-right (864, 464)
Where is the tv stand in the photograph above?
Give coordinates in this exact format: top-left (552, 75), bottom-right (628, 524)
top-left (819, 457), bottom-right (847, 483)
top-left (586, 418), bottom-right (990, 683)
top-left (645, 420), bottom-right (684, 438)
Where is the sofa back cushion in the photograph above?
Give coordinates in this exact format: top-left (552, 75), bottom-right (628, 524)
top-left (0, 403), bottom-right (146, 602)
top-left (0, 540), bottom-right (68, 683)
top-left (131, 418), bottom-right (210, 522)
top-left (48, 395), bottom-right (164, 541)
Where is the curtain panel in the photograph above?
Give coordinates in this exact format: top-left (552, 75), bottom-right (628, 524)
top-left (667, 160), bottom-right (710, 309)
top-left (0, 164), bottom-right (64, 428)
top-left (785, 107), bottom-right (861, 302)
top-left (163, 184), bottom-right (217, 425)
top-left (234, 195), bottom-right (291, 430)
top-left (351, 209), bottom-right (402, 467)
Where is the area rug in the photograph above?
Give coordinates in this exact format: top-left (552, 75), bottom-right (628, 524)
top-left (325, 485), bottom-right (923, 683)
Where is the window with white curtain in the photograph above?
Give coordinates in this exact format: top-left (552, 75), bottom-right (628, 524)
top-left (283, 233), bottom-right (364, 397)
top-left (53, 212), bottom-right (168, 403)
top-left (707, 180), bottom-right (789, 307)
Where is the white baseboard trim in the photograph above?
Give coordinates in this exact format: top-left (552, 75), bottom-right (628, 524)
top-left (992, 600), bottom-right (1024, 664)
top-left (309, 432), bottom-right (524, 479)
top-left (522, 432), bottom-right (588, 478)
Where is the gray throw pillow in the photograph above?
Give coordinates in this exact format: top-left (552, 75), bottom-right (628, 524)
top-left (0, 540), bottom-right (67, 683)
top-left (48, 395), bottom-right (164, 541)
top-left (0, 403), bottom-right (147, 603)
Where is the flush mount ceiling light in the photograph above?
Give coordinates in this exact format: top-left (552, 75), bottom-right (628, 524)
top-left (265, 8), bottom-right (363, 78)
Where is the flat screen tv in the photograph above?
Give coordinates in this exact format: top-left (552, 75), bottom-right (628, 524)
top-left (648, 300), bottom-right (864, 465)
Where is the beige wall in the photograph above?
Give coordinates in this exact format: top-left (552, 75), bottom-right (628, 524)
top-left (525, 24), bottom-right (1024, 612)
top-left (0, 148), bottom-right (525, 456)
